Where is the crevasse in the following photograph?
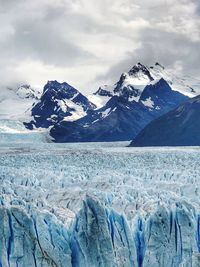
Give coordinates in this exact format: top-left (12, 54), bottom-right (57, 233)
top-left (0, 197), bottom-right (200, 267)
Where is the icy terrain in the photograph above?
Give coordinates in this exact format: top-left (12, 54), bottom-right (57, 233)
top-left (0, 120), bottom-right (49, 143)
top-left (0, 84), bottom-right (41, 121)
top-left (0, 142), bottom-right (200, 266)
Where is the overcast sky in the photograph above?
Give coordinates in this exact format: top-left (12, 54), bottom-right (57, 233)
top-left (0, 0), bottom-right (199, 93)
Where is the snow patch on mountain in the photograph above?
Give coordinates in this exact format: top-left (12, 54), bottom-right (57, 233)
top-left (60, 99), bottom-right (87, 122)
top-left (87, 93), bottom-right (108, 108)
top-left (88, 85), bottom-right (114, 108)
top-left (101, 107), bottom-right (112, 118)
top-left (141, 97), bottom-right (154, 108)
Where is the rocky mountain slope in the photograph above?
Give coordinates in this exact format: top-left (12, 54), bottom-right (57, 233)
top-left (1, 62), bottom-right (199, 143)
top-left (131, 94), bottom-right (200, 146)
top-left (89, 62), bottom-right (200, 108)
top-left (25, 80), bottom-right (96, 129)
top-left (51, 78), bottom-right (188, 142)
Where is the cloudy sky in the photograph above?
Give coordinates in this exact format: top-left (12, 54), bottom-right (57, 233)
top-left (0, 0), bottom-right (199, 93)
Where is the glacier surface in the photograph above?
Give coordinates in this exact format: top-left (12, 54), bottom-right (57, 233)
top-left (0, 143), bottom-right (200, 266)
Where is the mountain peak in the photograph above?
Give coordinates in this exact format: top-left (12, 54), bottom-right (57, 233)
top-left (155, 77), bottom-right (169, 86)
top-left (16, 84), bottom-right (41, 100)
top-left (25, 80), bottom-right (96, 129)
top-left (129, 62), bottom-right (147, 73)
top-left (155, 62), bottom-right (165, 69)
top-left (142, 78), bottom-right (173, 95)
top-left (94, 86), bottom-right (113, 97)
top-left (45, 80), bottom-right (75, 90)
top-left (128, 63), bottom-right (154, 81)
top-left (43, 80), bottom-right (78, 99)
top-left (46, 80), bottom-right (60, 86)
top-left (136, 62), bottom-right (146, 67)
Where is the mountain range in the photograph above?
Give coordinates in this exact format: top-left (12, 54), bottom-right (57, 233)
top-left (49, 62), bottom-right (195, 142)
top-left (0, 62), bottom-right (200, 144)
top-left (89, 62), bottom-right (199, 107)
top-left (50, 78), bottom-right (188, 142)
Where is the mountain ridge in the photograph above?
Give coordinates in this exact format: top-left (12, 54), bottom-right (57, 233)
top-left (50, 78), bottom-right (188, 142)
top-left (0, 62), bottom-right (199, 142)
top-left (131, 94), bottom-right (200, 146)
top-left (90, 62), bottom-right (200, 108)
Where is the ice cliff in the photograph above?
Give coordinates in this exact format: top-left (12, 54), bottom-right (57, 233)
top-left (1, 197), bottom-right (200, 267)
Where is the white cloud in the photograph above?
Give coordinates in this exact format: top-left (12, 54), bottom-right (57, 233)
top-left (0, 0), bottom-right (199, 93)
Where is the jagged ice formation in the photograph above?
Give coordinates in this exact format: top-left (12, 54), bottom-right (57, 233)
top-left (0, 143), bottom-right (200, 266)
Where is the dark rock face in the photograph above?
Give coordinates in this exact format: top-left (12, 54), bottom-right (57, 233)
top-left (139, 78), bottom-right (188, 115)
top-left (24, 81), bottom-right (95, 129)
top-left (50, 96), bottom-right (156, 142)
top-left (113, 73), bottom-right (141, 100)
top-left (94, 87), bottom-right (113, 97)
top-left (131, 95), bottom-right (200, 147)
top-left (50, 79), bottom-right (188, 142)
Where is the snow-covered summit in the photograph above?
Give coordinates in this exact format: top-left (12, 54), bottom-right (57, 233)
top-left (149, 63), bottom-right (200, 97)
top-left (51, 78), bottom-right (188, 142)
top-left (25, 80), bottom-right (96, 129)
top-left (0, 84), bottom-right (41, 121)
top-left (16, 84), bottom-right (41, 100)
top-left (127, 62), bottom-right (154, 82)
top-left (90, 62), bottom-right (200, 108)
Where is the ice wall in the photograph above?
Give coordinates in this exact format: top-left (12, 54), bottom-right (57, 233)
top-left (0, 197), bottom-right (200, 267)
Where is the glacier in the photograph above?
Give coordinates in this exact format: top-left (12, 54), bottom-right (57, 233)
top-left (0, 143), bottom-right (200, 266)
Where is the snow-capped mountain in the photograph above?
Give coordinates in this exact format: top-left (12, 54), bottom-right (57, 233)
top-left (50, 96), bottom-right (155, 142)
top-left (50, 78), bottom-right (188, 142)
top-left (0, 62), bottom-right (199, 143)
top-left (131, 94), bottom-right (200, 146)
top-left (25, 80), bottom-right (96, 129)
top-left (0, 84), bottom-right (41, 121)
top-left (49, 62), bottom-right (195, 143)
top-left (149, 63), bottom-right (200, 97)
top-left (0, 84), bottom-right (54, 142)
top-left (89, 62), bottom-right (200, 108)
top-left (16, 84), bottom-right (41, 100)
